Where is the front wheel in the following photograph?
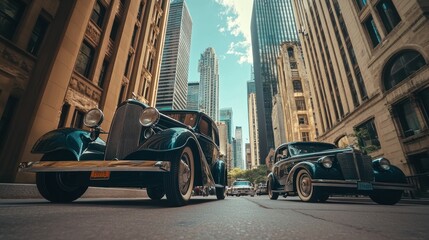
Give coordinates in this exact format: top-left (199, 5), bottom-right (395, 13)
top-left (267, 177), bottom-right (279, 200)
top-left (36, 172), bottom-right (89, 203)
top-left (216, 187), bottom-right (226, 200)
top-left (164, 146), bottom-right (194, 207)
top-left (295, 169), bottom-right (319, 202)
top-left (370, 190), bottom-right (403, 205)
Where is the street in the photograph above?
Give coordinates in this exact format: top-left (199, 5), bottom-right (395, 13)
top-left (1, 195), bottom-right (428, 240)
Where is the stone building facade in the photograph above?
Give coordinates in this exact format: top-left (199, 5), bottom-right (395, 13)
top-left (292, 0), bottom-right (429, 192)
top-left (276, 42), bottom-right (317, 144)
top-left (0, 0), bottom-right (169, 182)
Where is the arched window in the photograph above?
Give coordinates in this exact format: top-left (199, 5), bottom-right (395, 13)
top-left (383, 50), bottom-right (426, 91)
top-left (287, 47), bottom-right (294, 58)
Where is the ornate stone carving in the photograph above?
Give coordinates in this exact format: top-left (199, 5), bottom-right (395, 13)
top-left (69, 73), bottom-right (102, 105)
top-left (86, 21), bottom-right (101, 45)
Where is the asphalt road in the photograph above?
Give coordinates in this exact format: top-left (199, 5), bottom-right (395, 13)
top-left (1, 195), bottom-right (428, 240)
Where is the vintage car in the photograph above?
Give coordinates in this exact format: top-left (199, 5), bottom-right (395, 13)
top-left (256, 183), bottom-right (267, 195)
top-left (19, 99), bottom-right (227, 206)
top-left (267, 142), bottom-right (412, 205)
top-left (229, 179), bottom-right (255, 197)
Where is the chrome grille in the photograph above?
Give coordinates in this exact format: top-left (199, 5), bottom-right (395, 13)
top-left (336, 152), bottom-right (374, 181)
top-left (105, 103), bottom-right (143, 160)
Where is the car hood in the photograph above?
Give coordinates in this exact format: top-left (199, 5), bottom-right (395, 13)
top-left (288, 147), bottom-right (357, 161)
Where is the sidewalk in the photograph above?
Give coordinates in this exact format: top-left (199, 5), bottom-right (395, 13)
top-left (0, 183), bottom-right (147, 199)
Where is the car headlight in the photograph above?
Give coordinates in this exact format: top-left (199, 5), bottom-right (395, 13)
top-left (374, 157), bottom-right (391, 171)
top-left (318, 156), bottom-right (333, 169)
top-left (139, 107), bottom-right (160, 127)
top-left (83, 108), bottom-right (104, 128)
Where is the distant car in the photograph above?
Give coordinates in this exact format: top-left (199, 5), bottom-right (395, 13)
top-left (20, 99), bottom-right (227, 206)
top-left (256, 183), bottom-right (267, 195)
top-left (230, 179), bottom-right (255, 197)
top-left (267, 142), bottom-right (412, 205)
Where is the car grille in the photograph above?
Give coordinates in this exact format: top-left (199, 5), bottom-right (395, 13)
top-left (105, 103), bottom-right (143, 160)
top-left (336, 152), bottom-right (374, 181)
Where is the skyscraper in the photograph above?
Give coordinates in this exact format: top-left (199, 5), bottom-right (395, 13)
top-left (198, 47), bottom-right (219, 121)
top-left (156, 0), bottom-right (192, 110)
top-left (247, 80), bottom-right (259, 169)
top-left (187, 82), bottom-right (199, 110)
top-left (251, 0), bottom-right (299, 164)
top-left (234, 126), bottom-right (244, 169)
top-left (220, 108), bottom-right (233, 143)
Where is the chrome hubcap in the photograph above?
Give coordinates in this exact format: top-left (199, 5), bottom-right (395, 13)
top-left (179, 155), bottom-right (191, 195)
top-left (299, 173), bottom-right (311, 197)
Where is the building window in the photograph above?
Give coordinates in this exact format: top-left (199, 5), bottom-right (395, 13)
top-left (110, 18), bottom-right (120, 41)
top-left (287, 47), bottom-right (294, 58)
top-left (0, 0), bottom-right (25, 40)
top-left (98, 60), bottom-right (109, 88)
top-left (298, 114), bottom-right (308, 125)
top-left (75, 41), bottom-right (95, 78)
top-left (394, 99), bottom-right (421, 137)
top-left (355, 119), bottom-right (381, 153)
top-left (117, 84), bottom-right (126, 106)
top-left (364, 16), bottom-right (381, 47)
top-left (58, 103), bottom-right (70, 128)
top-left (376, 0), bottom-right (401, 33)
top-left (355, 0), bottom-right (367, 11)
top-left (419, 88), bottom-right (429, 125)
top-left (383, 50), bottom-right (426, 91)
top-left (293, 80), bottom-right (303, 92)
top-left (0, 96), bottom-right (19, 151)
top-left (71, 109), bottom-right (85, 129)
top-left (90, 0), bottom-right (106, 28)
top-left (27, 16), bottom-right (49, 56)
top-left (290, 62), bottom-right (297, 69)
top-left (295, 97), bottom-right (306, 110)
top-left (301, 132), bottom-right (310, 142)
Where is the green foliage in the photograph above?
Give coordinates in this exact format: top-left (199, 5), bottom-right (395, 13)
top-left (351, 128), bottom-right (380, 154)
top-left (227, 165), bottom-right (269, 186)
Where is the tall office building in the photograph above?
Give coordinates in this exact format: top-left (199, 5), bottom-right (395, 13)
top-left (187, 82), bottom-right (199, 110)
top-left (156, 0), bottom-right (192, 110)
top-left (247, 80), bottom-right (259, 169)
top-left (198, 47), bottom-right (219, 121)
top-left (220, 108), bottom-right (233, 143)
top-left (234, 126), bottom-right (244, 169)
top-left (0, 0), bottom-right (169, 182)
top-left (292, 0), bottom-right (429, 193)
top-left (251, 0), bottom-right (299, 164)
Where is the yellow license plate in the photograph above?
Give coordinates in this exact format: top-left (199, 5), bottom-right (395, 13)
top-left (90, 171), bottom-right (110, 180)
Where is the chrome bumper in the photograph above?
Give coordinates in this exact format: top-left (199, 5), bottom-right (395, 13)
top-left (311, 179), bottom-right (414, 191)
top-left (19, 160), bottom-right (171, 173)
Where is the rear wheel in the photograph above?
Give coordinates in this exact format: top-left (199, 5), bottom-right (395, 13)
top-left (370, 190), bottom-right (403, 205)
top-left (36, 152), bottom-right (89, 203)
top-left (216, 187), bottom-right (226, 200)
top-left (267, 177), bottom-right (279, 200)
top-left (164, 147), bottom-right (194, 207)
top-left (147, 186), bottom-right (165, 200)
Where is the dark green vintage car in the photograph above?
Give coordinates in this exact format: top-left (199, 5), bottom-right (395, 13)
top-left (267, 142), bottom-right (412, 205)
top-left (20, 99), bottom-right (227, 206)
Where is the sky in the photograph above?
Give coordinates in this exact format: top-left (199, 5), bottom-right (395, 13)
top-left (185, 0), bottom-right (254, 145)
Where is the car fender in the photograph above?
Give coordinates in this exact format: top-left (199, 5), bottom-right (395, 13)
top-left (211, 160), bottom-right (227, 186)
top-left (374, 165), bottom-right (407, 184)
top-left (285, 162), bottom-right (316, 192)
top-left (127, 127), bottom-right (216, 187)
top-left (31, 128), bottom-right (105, 160)
top-left (267, 172), bottom-right (281, 190)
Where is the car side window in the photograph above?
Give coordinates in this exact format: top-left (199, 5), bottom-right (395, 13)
top-left (199, 117), bottom-right (212, 140)
top-left (275, 147), bottom-right (288, 163)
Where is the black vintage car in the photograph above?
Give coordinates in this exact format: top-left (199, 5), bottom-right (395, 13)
top-left (267, 142), bottom-right (412, 205)
top-left (20, 99), bottom-right (227, 206)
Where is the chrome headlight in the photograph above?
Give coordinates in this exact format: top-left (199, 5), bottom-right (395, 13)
top-left (318, 156), bottom-right (333, 169)
top-left (139, 107), bottom-right (160, 127)
top-left (83, 108), bottom-right (104, 128)
top-left (374, 157), bottom-right (391, 171)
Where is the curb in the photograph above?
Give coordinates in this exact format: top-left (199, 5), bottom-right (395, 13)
top-left (0, 183), bottom-right (147, 199)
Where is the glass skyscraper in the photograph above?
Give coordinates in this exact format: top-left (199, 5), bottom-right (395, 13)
top-left (198, 47), bottom-right (219, 121)
top-left (156, 0), bottom-right (192, 110)
top-left (251, 0), bottom-right (298, 164)
top-left (220, 108), bottom-right (233, 143)
top-left (187, 82), bottom-right (199, 110)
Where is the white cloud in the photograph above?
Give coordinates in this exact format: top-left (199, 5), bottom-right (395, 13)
top-left (215, 0), bottom-right (253, 64)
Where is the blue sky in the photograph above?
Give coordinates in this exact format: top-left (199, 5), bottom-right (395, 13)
top-left (185, 0), bottom-right (254, 144)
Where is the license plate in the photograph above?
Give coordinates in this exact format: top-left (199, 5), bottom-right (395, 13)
top-left (90, 171), bottom-right (110, 180)
top-left (357, 182), bottom-right (373, 191)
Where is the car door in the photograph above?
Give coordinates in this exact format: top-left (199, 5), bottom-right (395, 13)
top-left (273, 145), bottom-right (290, 186)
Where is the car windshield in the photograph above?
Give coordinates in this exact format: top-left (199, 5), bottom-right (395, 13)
top-left (233, 181), bottom-right (251, 186)
top-left (288, 142), bottom-right (337, 156)
top-left (164, 112), bottom-right (198, 127)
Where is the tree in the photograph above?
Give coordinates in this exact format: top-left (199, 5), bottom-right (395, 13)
top-left (227, 165), bottom-right (269, 186)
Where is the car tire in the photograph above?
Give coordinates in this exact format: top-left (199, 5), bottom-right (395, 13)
top-left (164, 146), bottom-right (194, 207)
top-left (369, 190), bottom-right (403, 205)
top-left (147, 186), bottom-right (165, 200)
top-left (36, 152), bottom-right (89, 203)
top-left (296, 168), bottom-right (319, 202)
top-left (267, 177), bottom-right (279, 200)
top-left (216, 187), bottom-right (226, 200)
